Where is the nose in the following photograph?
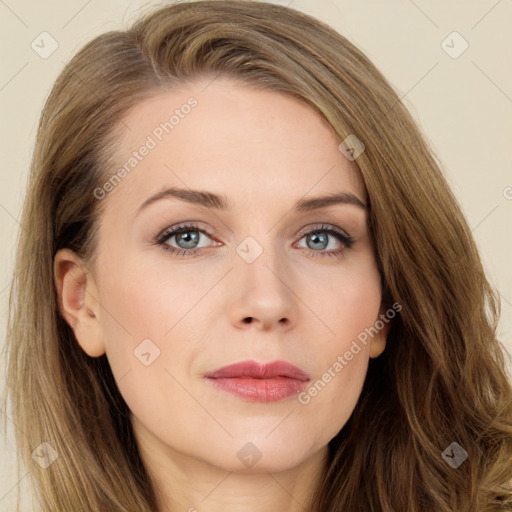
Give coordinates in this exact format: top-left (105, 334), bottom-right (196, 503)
top-left (228, 246), bottom-right (298, 332)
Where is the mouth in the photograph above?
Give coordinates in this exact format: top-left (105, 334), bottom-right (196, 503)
top-left (203, 360), bottom-right (311, 403)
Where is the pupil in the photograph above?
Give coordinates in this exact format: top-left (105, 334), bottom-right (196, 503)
top-left (177, 231), bottom-right (199, 248)
top-left (308, 232), bottom-right (327, 250)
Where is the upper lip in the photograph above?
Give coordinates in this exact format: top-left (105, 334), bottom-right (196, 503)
top-left (204, 360), bottom-right (311, 381)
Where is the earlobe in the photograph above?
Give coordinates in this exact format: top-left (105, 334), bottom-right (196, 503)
top-left (53, 248), bottom-right (105, 357)
top-left (369, 333), bottom-right (386, 358)
top-left (369, 304), bottom-right (391, 359)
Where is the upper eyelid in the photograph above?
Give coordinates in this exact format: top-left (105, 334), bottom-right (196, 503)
top-left (296, 224), bottom-right (351, 239)
top-left (157, 223), bottom-right (215, 241)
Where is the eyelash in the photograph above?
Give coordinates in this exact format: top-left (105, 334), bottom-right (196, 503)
top-left (155, 223), bottom-right (354, 258)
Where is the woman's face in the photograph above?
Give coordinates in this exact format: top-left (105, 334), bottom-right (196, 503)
top-left (56, 77), bottom-right (387, 475)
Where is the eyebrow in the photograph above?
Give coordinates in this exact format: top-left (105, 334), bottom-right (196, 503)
top-left (137, 187), bottom-right (368, 214)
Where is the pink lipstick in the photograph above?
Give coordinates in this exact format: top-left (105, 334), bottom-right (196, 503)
top-left (204, 360), bottom-right (311, 402)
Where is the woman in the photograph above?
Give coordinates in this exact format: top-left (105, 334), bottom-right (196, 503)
top-left (4, 1), bottom-right (512, 510)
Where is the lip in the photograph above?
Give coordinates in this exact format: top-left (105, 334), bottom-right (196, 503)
top-left (204, 360), bottom-right (311, 403)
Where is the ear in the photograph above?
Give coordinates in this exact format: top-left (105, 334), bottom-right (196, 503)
top-left (369, 303), bottom-right (391, 359)
top-left (53, 248), bottom-right (105, 357)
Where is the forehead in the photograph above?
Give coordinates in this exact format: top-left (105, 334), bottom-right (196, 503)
top-left (100, 77), bottom-right (365, 215)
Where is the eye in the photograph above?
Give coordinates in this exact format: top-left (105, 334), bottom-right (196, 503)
top-left (155, 222), bottom-right (354, 258)
top-left (294, 224), bottom-right (354, 258)
top-left (156, 223), bottom-right (218, 256)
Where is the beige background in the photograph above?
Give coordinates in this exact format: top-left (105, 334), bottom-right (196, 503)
top-left (1, 0), bottom-right (511, 509)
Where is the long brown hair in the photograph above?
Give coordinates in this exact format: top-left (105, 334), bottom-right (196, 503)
top-left (3, 1), bottom-right (512, 510)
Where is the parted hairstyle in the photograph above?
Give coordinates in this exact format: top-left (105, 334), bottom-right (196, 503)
top-left (3, 1), bottom-right (512, 510)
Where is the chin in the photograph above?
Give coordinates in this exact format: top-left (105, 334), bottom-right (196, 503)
top-left (197, 435), bottom-right (322, 474)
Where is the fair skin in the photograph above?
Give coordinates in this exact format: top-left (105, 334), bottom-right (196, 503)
top-left (54, 77), bottom-right (389, 512)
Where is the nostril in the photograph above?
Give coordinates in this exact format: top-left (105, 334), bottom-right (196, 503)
top-left (244, 317), bottom-right (253, 323)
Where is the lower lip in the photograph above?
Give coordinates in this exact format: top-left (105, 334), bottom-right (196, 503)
top-left (205, 377), bottom-right (308, 402)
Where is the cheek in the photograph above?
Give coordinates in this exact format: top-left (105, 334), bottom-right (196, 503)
top-left (93, 261), bottom-right (201, 435)
top-left (92, 255), bottom-right (197, 384)
top-left (312, 257), bottom-right (382, 345)
top-left (296, 260), bottom-right (381, 441)
top-left (95, 252), bottom-right (202, 337)
top-left (296, 329), bottom-right (372, 451)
